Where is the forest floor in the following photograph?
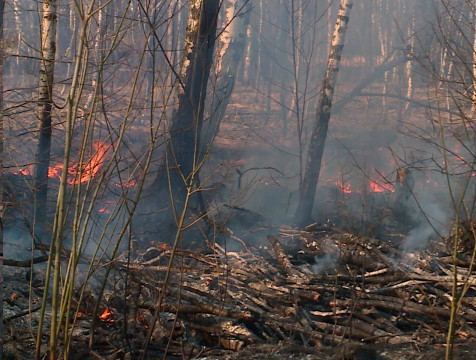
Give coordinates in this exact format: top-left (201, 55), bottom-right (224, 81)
top-left (198, 341), bottom-right (476, 360)
top-left (4, 75), bottom-right (475, 360)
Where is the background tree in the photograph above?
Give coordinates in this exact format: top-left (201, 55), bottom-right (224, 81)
top-left (33, 0), bottom-right (58, 237)
top-left (295, 0), bottom-right (354, 226)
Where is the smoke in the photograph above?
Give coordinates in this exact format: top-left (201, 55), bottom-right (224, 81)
top-left (311, 253), bottom-right (336, 274)
top-left (402, 170), bottom-right (474, 252)
top-left (403, 191), bottom-right (450, 251)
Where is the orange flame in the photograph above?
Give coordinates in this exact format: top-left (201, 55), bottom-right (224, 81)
top-left (99, 307), bottom-right (114, 322)
top-left (336, 180), bottom-right (352, 194)
top-left (136, 313), bottom-right (149, 329)
top-left (369, 179), bottom-right (395, 193)
top-left (46, 141), bottom-right (109, 184)
top-left (11, 164), bottom-right (33, 176)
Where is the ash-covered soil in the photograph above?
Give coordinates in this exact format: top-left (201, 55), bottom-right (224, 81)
top-left (197, 341), bottom-right (476, 360)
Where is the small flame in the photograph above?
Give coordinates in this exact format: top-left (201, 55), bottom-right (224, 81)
top-left (136, 313), bottom-right (149, 329)
top-left (99, 307), bottom-right (114, 322)
top-left (369, 179), bottom-right (395, 193)
top-left (336, 180), bottom-right (352, 194)
top-left (98, 200), bottom-right (115, 214)
top-left (11, 165), bottom-right (33, 176)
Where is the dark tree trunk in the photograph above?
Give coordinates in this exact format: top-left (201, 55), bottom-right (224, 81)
top-left (148, 0), bottom-right (219, 242)
top-left (295, 0), bottom-right (353, 226)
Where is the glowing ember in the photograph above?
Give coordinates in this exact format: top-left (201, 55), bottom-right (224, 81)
top-left (99, 307), bottom-right (114, 322)
top-left (98, 200), bottom-right (115, 215)
top-left (336, 180), bottom-right (352, 194)
top-left (115, 179), bottom-right (137, 188)
top-left (369, 179), bottom-right (395, 193)
top-left (11, 164), bottom-right (33, 176)
top-left (136, 313), bottom-right (149, 329)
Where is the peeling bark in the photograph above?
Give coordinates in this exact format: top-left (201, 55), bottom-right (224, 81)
top-left (201, 0), bottom-right (251, 153)
top-left (153, 0), bottom-right (220, 233)
top-left (295, 0), bottom-right (353, 226)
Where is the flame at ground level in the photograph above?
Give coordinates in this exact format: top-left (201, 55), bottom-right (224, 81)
top-left (10, 141), bottom-right (109, 185)
top-left (369, 179), bottom-right (395, 193)
top-left (50, 141), bottom-right (109, 184)
top-left (99, 307), bottom-right (114, 322)
top-left (336, 180), bottom-right (352, 194)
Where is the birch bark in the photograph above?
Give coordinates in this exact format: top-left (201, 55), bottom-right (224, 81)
top-left (157, 0), bottom-right (219, 225)
top-left (33, 0), bottom-right (58, 234)
top-left (472, 8), bottom-right (476, 117)
top-left (201, 0), bottom-right (250, 153)
top-left (295, 0), bottom-right (353, 225)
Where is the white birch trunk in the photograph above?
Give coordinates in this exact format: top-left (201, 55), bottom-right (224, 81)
top-left (33, 0), bottom-right (58, 231)
top-left (201, 0), bottom-right (250, 152)
top-left (405, 7), bottom-right (415, 111)
top-left (472, 9), bottom-right (476, 117)
top-left (181, 0), bottom-right (202, 79)
top-left (13, 0), bottom-right (22, 67)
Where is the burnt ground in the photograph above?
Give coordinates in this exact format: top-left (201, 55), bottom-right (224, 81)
top-left (197, 341), bottom-right (476, 360)
top-left (3, 75), bottom-right (475, 359)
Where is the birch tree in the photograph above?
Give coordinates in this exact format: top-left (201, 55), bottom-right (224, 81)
top-left (201, 0), bottom-right (251, 154)
top-left (295, 0), bottom-right (353, 226)
top-left (33, 0), bottom-right (58, 236)
top-left (472, 8), bottom-right (476, 117)
top-left (158, 0), bottom-right (220, 227)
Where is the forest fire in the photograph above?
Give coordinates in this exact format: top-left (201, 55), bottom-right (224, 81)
top-left (4, 0), bottom-right (476, 358)
top-left (54, 141), bottom-right (109, 184)
top-left (334, 177), bottom-right (395, 194)
top-left (10, 141), bottom-right (109, 184)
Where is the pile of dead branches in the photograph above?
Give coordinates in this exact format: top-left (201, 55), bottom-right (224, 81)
top-left (4, 224), bottom-right (476, 358)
